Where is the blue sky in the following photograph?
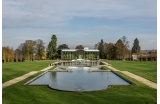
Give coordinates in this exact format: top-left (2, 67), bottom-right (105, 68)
top-left (2, 0), bottom-right (157, 50)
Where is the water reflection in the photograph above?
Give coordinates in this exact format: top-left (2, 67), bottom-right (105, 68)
top-left (29, 67), bottom-right (130, 91)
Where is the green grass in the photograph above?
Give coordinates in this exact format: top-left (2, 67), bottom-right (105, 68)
top-left (2, 71), bottom-right (157, 104)
top-left (103, 60), bottom-right (157, 82)
top-left (2, 60), bottom-right (157, 103)
top-left (2, 60), bottom-right (56, 83)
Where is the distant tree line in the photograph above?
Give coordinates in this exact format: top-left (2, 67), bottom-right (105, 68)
top-left (95, 36), bottom-right (130, 60)
top-left (2, 35), bottom-right (157, 62)
top-left (2, 39), bottom-right (46, 62)
top-left (95, 36), bottom-right (156, 61)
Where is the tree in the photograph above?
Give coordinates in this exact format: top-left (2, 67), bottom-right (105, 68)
top-left (115, 39), bottom-right (125, 60)
top-left (132, 38), bottom-right (141, 53)
top-left (97, 39), bottom-right (105, 59)
top-left (121, 36), bottom-right (129, 60)
top-left (75, 45), bottom-right (84, 50)
top-left (57, 44), bottom-right (69, 58)
top-left (104, 43), bottom-right (116, 60)
top-left (35, 39), bottom-right (45, 60)
top-left (18, 43), bottom-right (24, 62)
top-left (14, 49), bottom-right (21, 62)
top-left (22, 40), bottom-right (35, 61)
top-left (2, 46), bottom-right (14, 62)
top-left (20, 40), bottom-right (36, 61)
top-left (47, 35), bottom-right (57, 59)
top-left (58, 44), bottom-right (69, 50)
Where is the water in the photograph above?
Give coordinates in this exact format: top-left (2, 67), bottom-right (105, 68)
top-left (28, 67), bottom-right (131, 91)
top-left (55, 61), bottom-right (102, 67)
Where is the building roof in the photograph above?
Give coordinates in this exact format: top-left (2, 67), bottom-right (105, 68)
top-left (85, 49), bottom-right (99, 52)
top-left (62, 49), bottom-right (76, 52)
top-left (62, 49), bottom-right (99, 52)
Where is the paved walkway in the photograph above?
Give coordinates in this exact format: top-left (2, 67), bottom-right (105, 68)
top-left (2, 65), bottom-right (55, 89)
top-left (105, 62), bottom-right (157, 89)
top-left (121, 71), bottom-right (157, 89)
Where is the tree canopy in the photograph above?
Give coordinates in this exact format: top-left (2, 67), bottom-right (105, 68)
top-left (75, 45), bottom-right (84, 50)
top-left (47, 35), bottom-right (57, 59)
top-left (57, 44), bottom-right (69, 58)
top-left (35, 39), bottom-right (45, 60)
top-left (58, 44), bottom-right (69, 50)
top-left (132, 38), bottom-right (141, 53)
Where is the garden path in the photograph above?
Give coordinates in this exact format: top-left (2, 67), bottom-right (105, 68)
top-left (2, 65), bottom-right (54, 89)
top-left (106, 64), bottom-right (157, 89)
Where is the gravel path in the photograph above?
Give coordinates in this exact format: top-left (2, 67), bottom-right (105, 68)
top-left (106, 65), bottom-right (157, 89)
top-left (2, 71), bottom-right (39, 89)
top-left (2, 65), bottom-right (54, 89)
top-left (121, 71), bottom-right (157, 89)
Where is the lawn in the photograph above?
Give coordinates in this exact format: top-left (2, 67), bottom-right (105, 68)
top-left (2, 71), bottom-right (157, 104)
top-left (103, 60), bottom-right (157, 82)
top-left (2, 60), bottom-right (56, 83)
top-left (2, 60), bottom-right (157, 104)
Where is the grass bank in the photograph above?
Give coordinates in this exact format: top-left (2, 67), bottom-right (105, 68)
top-left (103, 60), bottom-right (157, 82)
top-left (2, 60), bottom-right (56, 83)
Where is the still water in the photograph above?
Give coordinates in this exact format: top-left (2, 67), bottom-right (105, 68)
top-left (28, 67), bottom-right (130, 91)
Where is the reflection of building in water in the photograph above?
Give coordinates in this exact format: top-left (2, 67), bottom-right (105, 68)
top-left (61, 47), bottom-right (99, 60)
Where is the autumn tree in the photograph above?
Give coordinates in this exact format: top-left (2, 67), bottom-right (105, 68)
top-left (35, 39), bottom-right (45, 60)
top-left (47, 35), bottom-right (57, 59)
top-left (115, 39), bottom-right (125, 60)
top-left (2, 46), bottom-right (14, 62)
top-left (21, 40), bottom-right (35, 61)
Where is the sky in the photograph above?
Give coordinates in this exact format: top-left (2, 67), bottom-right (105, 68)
top-left (2, 0), bottom-right (157, 50)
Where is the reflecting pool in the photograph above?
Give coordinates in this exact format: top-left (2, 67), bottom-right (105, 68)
top-left (26, 67), bottom-right (132, 91)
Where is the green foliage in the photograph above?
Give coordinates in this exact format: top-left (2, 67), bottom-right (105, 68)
top-left (57, 44), bottom-right (69, 58)
top-left (104, 43), bottom-right (116, 59)
top-left (115, 39), bottom-right (125, 59)
top-left (47, 35), bottom-right (57, 59)
top-left (98, 39), bottom-right (105, 59)
top-left (85, 53), bottom-right (95, 59)
top-left (96, 36), bottom-right (130, 60)
top-left (58, 44), bottom-right (69, 50)
top-left (132, 38), bottom-right (141, 53)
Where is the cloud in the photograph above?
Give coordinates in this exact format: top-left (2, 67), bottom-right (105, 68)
top-left (3, 0), bottom-right (156, 28)
top-left (2, 0), bottom-right (157, 50)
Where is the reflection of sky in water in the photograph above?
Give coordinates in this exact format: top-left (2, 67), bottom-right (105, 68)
top-left (29, 67), bottom-right (130, 91)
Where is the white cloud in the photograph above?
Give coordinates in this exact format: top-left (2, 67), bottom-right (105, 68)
top-left (3, 0), bottom-right (156, 28)
top-left (2, 0), bottom-right (157, 49)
